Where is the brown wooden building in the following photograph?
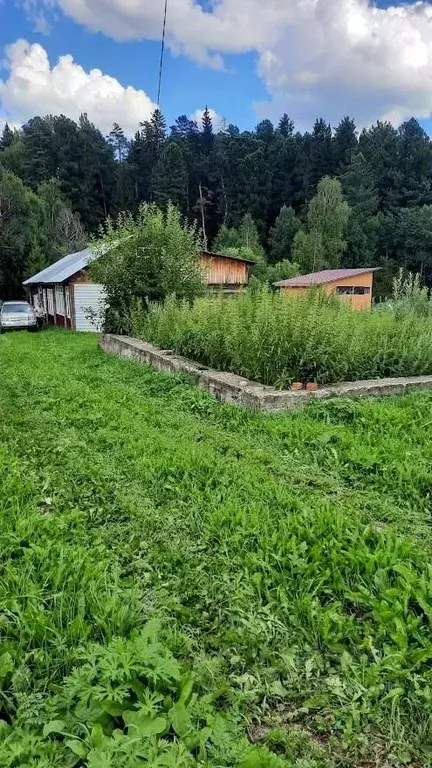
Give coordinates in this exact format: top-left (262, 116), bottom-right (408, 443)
top-left (200, 251), bottom-right (255, 291)
top-left (274, 268), bottom-right (379, 310)
top-left (23, 248), bottom-right (254, 332)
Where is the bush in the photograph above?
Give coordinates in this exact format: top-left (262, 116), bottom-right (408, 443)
top-left (138, 289), bottom-right (432, 386)
top-left (91, 203), bottom-right (205, 334)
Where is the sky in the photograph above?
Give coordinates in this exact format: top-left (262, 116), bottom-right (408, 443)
top-left (1, 0), bottom-right (432, 138)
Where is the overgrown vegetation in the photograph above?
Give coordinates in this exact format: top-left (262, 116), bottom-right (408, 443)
top-left (139, 287), bottom-right (432, 386)
top-left (91, 203), bottom-right (204, 333)
top-left (2, 330), bottom-right (432, 765)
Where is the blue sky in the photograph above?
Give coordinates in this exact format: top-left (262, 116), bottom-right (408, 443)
top-left (0, 1), bottom-right (268, 129)
top-left (1, 0), bottom-right (431, 136)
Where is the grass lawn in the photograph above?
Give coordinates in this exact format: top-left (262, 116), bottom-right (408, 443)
top-left (2, 330), bottom-right (432, 766)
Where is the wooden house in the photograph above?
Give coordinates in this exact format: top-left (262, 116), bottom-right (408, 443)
top-left (274, 268), bottom-right (379, 310)
top-left (24, 248), bottom-right (254, 332)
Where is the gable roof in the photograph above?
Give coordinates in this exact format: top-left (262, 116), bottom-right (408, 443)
top-left (273, 268), bottom-right (379, 288)
top-left (24, 246), bottom-right (256, 287)
top-left (23, 247), bottom-right (98, 285)
top-left (201, 250), bottom-right (256, 265)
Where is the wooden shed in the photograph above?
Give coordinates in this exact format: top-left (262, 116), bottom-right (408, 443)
top-left (274, 268), bottom-right (379, 310)
top-left (200, 251), bottom-right (255, 291)
top-left (23, 247), bottom-right (105, 332)
top-left (23, 247), bottom-right (255, 332)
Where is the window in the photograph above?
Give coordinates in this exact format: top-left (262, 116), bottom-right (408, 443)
top-left (2, 303), bottom-right (31, 313)
top-left (55, 286), bottom-right (65, 315)
top-left (65, 287), bottom-right (72, 319)
top-left (336, 286), bottom-right (370, 296)
top-left (47, 289), bottom-right (54, 315)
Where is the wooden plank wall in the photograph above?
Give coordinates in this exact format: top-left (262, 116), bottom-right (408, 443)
top-left (200, 254), bottom-right (249, 286)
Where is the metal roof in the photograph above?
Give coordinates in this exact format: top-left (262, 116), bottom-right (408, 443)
top-left (201, 250), bottom-right (256, 265)
top-left (23, 244), bottom-right (255, 286)
top-left (274, 268), bottom-right (379, 288)
top-left (23, 247), bottom-right (99, 285)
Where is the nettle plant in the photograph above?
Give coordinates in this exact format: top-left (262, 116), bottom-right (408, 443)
top-left (1, 622), bottom-right (283, 768)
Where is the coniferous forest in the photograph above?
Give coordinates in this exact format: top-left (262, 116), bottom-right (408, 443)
top-left (2, 107), bottom-right (432, 298)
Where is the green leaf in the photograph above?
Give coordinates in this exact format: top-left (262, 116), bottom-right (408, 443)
top-left (65, 739), bottom-right (88, 758)
top-left (169, 702), bottom-right (193, 738)
top-left (123, 710), bottom-right (167, 736)
top-left (43, 720), bottom-right (66, 738)
top-left (184, 725), bottom-right (213, 751)
top-left (178, 674), bottom-right (194, 706)
top-left (0, 653), bottom-right (13, 682)
top-left (102, 700), bottom-right (126, 717)
top-left (268, 680), bottom-right (287, 697)
top-left (0, 720), bottom-right (11, 738)
top-left (90, 723), bottom-right (105, 747)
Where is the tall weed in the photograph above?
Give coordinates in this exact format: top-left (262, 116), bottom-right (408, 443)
top-left (139, 290), bottom-right (432, 385)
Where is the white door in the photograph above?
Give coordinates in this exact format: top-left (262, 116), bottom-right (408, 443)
top-left (73, 283), bottom-right (106, 332)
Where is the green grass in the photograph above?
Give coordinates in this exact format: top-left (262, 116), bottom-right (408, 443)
top-left (2, 330), bottom-right (432, 766)
top-left (137, 290), bottom-right (432, 386)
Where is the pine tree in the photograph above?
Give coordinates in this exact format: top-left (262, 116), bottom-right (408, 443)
top-left (126, 110), bottom-right (166, 206)
top-left (307, 118), bottom-right (335, 196)
top-left (268, 131), bottom-right (298, 223)
top-left (77, 113), bottom-right (116, 229)
top-left (256, 120), bottom-right (274, 144)
top-left (170, 115), bottom-right (199, 140)
top-left (153, 142), bottom-right (188, 213)
top-left (145, 109), bottom-right (167, 149)
top-left (342, 152), bottom-right (378, 216)
top-left (397, 118), bottom-right (432, 207)
top-left (108, 123), bottom-right (130, 162)
top-left (231, 145), bottom-right (271, 236)
top-left (341, 152), bottom-right (379, 268)
top-left (278, 114), bottom-right (294, 138)
top-left (0, 123), bottom-right (14, 150)
top-left (333, 117), bottom-right (357, 174)
top-left (269, 205), bottom-right (300, 263)
top-left (359, 121), bottom-right (402, 211)
top-left (201, 107), bottom-right (214, 156)
top-left (21, 116), bottom-right (57, 189)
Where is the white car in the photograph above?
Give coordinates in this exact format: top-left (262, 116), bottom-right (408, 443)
top-left (0, 301), bottom-right (39, 333)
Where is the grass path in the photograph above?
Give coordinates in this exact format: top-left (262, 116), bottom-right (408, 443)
top-left (1, 330), bottom-right (432, 766)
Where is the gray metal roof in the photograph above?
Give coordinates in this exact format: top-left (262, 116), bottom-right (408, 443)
top-left (23, 247), bottom-right (98, 285)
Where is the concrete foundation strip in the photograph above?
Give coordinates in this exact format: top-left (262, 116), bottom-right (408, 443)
top-left (99, 333), bottom-right (432, 412)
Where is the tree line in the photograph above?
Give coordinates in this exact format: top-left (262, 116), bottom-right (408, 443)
top-left (2, 108), bottom-right (432, 298)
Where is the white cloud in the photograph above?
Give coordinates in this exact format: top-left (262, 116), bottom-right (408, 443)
top-left (26, 0), bottom-right (286, 67)
top-left (0, 40), bottom-right (156, 135)
top-left (190, 107), bottom-right (224, 132)
top-left (255, 0), bottom-right (432, 127)
top-left (18, 0), bottom-right (432, 126)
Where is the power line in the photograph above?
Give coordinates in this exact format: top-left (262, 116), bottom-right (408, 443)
top-left (157, 0), bottom-right (168, 108)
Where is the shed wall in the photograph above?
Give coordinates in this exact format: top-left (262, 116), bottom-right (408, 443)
top-left (73, 283), bottom-right (106, 331)
top-left (200, 254), bottom-right (249, 286)
top-left (280, 272), bottom-right (374, 310)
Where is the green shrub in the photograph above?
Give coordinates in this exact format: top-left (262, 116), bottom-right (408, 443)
top-left (138, 289), bottom-right (432, 386)
top-left (91, 203), bottom-right (204, 334)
